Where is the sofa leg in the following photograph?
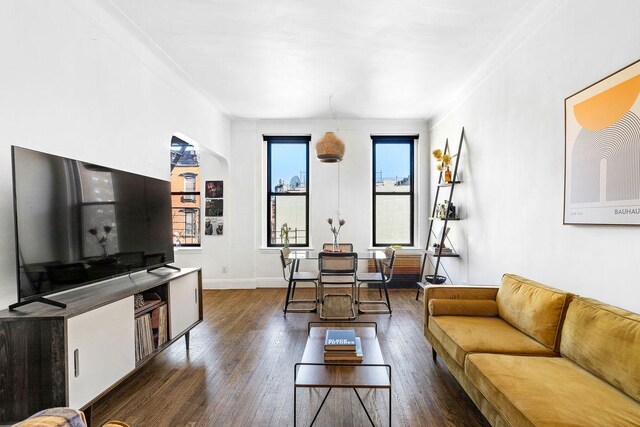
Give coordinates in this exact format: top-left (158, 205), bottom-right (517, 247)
top-left (432, 348), bottom-right (437, 362)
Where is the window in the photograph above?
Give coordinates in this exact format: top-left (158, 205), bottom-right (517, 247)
top-left (183, 209), bottom-right (196, 236)
top-left (372, 135), bottom-right (416, 246)
top-left (265, 135), bottom-right (310, 247)
top-left (181, 173), bottom-right (197, 202)
top-left (171, 137), bottom-right (201, 246)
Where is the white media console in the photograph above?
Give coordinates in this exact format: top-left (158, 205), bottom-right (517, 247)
top-left (0, 267), bottom-right (202, 424)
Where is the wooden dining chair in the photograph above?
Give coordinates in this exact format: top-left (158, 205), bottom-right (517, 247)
top-left (318, 251), bottom-right (358, 320)
top-left (356, 247), bottom-right (395, 314)
top-left (280, 248), bottom-right (318, 316)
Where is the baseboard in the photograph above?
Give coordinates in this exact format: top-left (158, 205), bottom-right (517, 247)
top-left (202, 279), bottom-right (256, 289)
top-left (256, 278), bottom-right (315, 288)
top-left (204, 278), bottom-right (414, 289)
top-left (202, 277), bottom-right (315, 289)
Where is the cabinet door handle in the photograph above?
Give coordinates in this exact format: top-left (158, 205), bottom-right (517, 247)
top-left (74, 349), bottom-right (80, 378)
top-left (195, 288), bottom-right (198, 304)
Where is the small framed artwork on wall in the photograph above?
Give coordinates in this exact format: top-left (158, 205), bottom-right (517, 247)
top-left (205, 181), bottom-right (223, 198)
top-left (564, 59), bottom-right (640, 225)
top-left (205, 218), bottom-right (223, 235)
top-left (205, 199), bottom-right (223, 217)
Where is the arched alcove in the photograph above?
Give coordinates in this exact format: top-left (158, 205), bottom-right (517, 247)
top-left (171, 132), bottom-right (230, 288)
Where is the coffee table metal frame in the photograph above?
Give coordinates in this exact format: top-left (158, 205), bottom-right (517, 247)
top-left (294, 321), bottom-right (392, 426)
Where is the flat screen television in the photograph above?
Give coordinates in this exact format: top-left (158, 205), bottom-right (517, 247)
top-left (11, 146), bottom-right (175, 308)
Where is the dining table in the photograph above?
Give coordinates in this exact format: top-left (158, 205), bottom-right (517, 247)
top-left (284, 250), bottom-right (387, 317)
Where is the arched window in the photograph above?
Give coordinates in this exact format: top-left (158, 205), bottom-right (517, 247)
top-left (171, 137), bottom-right (201, 246)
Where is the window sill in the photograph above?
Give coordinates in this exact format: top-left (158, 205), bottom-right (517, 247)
top-left (368, 246), bottom-right (423, 252)
top-left (174, 247), bottom-right (203, 254)
top-left (259, 247), bottom-right (315, 252)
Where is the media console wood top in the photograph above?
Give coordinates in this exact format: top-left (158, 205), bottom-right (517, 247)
top-left (0, 267), bottom-right (201, 319)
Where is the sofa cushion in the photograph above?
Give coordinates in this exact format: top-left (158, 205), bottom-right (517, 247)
top-left (466, 353), bottom-right (640, 427)
top-left (428, 299), bottom-right (498, 317)
top-left (428, 316), bottom-right (556, 367)
top-left (496, 274), bottom-right (572, 350)
top-left (560, 297), bottom-right (640, 403)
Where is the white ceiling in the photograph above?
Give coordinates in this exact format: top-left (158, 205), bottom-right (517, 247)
top-left (110, 0), bottom-right (532, 119)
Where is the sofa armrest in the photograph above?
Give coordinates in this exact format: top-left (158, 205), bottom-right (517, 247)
top-left (423, 285), bottom-right (499, 332)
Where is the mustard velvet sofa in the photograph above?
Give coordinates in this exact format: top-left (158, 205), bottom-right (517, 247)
top-left (423, 273), bottom-right (640, 426)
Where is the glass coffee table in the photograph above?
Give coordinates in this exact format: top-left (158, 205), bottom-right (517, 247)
top-left (294, 322), bottom-right (392, 426)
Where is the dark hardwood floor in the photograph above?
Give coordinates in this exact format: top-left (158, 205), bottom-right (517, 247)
top-left (91, 288), bottom-right (489, 427)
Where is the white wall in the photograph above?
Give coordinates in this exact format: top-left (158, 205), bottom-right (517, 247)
top-left (429, 0), bottom-right (640, 311)
top-left (226, 119), bottom-right (428, 289)
top-left (0, 0), bottom-right (230, 309)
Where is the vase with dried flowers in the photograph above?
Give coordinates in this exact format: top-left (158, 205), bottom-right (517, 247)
top-left (432, 149), bottom-right (453, 183)
top-left (88, 225), bottom-right (113, 257)
top-left (281, 222), bottom-right (291, 248)
top-left (327, 217), bottom-right (345, 251)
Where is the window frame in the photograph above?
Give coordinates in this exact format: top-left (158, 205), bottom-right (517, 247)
top-left (265, 135), bottom-right (311, 248)
top-left (171, 137), bottom-right (201, 247)
top-left (371, 135), bottom-right (417, 247)
top-left (183, 208), bottom-right (196, 237)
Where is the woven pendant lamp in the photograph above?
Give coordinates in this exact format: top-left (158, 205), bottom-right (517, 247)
top-left (315, 131), bottom-right (345, 163)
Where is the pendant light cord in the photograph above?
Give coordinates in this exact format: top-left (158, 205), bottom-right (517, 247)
top-left (329, 94), bottom-right (341, 217)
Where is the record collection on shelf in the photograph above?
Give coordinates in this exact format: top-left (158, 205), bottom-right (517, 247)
top-left (134, 292), bottom-right (168, 363)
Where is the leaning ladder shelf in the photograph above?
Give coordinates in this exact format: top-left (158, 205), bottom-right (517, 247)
top-left (416, 127), bottom-right (465, 300)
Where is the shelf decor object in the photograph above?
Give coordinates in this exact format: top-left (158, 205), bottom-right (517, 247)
top-left (417, 127), bottom-right (465, 300)
top-left (564, 59), bottom-right (640, 225)
top-left (432, 149), bottom-right (453, 183)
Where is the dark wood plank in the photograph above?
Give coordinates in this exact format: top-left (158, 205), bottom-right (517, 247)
top-left (90, 288), bottom-right (490, 427)
top-left (0, 319), bottom-right (66, 423)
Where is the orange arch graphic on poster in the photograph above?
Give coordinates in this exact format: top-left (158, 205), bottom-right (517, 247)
top-left (574, 74), bottom-right (640, 131)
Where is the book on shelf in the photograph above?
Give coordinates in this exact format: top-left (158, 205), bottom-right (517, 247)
top-left (156, 304), bottom-right (168, 346)
top-left (324, 337), bottom-right (363, 362)
top-left (324, 329), bottom-right (356, 351)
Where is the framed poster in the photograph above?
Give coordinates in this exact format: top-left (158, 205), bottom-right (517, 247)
top-left (204, 217), bottom-right (223, 235)
top-left (564, 59), bottom-right (640, 225)
top-left (205, 199), bottom-right (223, 217)
top-left (205, 180), bottom-right (223, 198)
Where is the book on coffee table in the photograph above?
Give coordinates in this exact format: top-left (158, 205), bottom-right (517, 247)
top-left (324, 329), bottom-right (356, 351)
top-left (324, 337), bottom-right (363, 362)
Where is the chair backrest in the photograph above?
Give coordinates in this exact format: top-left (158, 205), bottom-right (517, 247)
top-left (383, 247), bottom-right (396, 281)
top-left (322, 243), bottom-right (354, 252)
top-left (279, 248), bottom-right (293, 279)
top-left (319, 252), bottom-right (357, 275)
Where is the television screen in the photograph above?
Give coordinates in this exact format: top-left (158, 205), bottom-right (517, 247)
top-left (12, 146), bottom-right (175, 302)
